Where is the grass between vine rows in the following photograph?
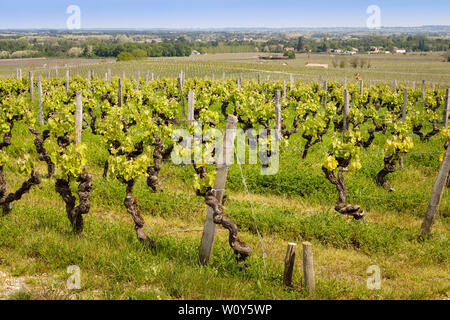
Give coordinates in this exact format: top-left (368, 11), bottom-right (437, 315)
top-left (0, 88), bottom-right (449, 300)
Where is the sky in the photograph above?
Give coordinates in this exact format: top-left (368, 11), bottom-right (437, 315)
top-left (0, 0), bottom-right (449, 29)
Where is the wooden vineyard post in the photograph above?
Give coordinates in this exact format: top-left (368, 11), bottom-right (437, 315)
top-left (118, 78), bottom-right (123, 107)
top-left (123, 71), bottom-right (126, 80)
top-left (222, 72), bottom-right (225, 85)
top-left (402, 88), bottom-right (408, 122)
top-left (237, 75), bottom-right (241, 90)
top-left (318, 75), bottom-right (322, 88)
top-left (267, 75), bottom-right (270, 83)
top-left (258, 74), bottom-right (261, 86)
top-left (283, 243), bottom-right (297, 287)
top-left (178, 76), bottom-right (185, 117)
top-left (107, 69), bottom-right (111, 84)
top-left (290, 74), bottom-right (294, 90)
top-left (152, 73), bottom-right (154, 81)
top-left (344, 77), bottom-right (347, 89)
top-left (323, 81), bottom-right (328, 108)
top-left (37, 76), bottom-right (44, 125)
top-left (443, 89), bottom-right (449, 128)
top-left (211, 73), bottom-right (214, 82)
top-left (413, 81), bottom-right (416, 91)
top-left (146, 70), bottom-right (149, 84)
top-left (187, 91), bottom-right (194, 126)
top-left (420, 146), bottom-right (450, 237)
top-left (55, 66), bottom-right (58, 78)
top-left (392, 80), bottom-right (397, 92)
top-left (302, 242), bottom-right (315, 295)
top-left (75, 91), bottom-right (83, 144)
top-left (88, 70), bottom-right (92, 85)
top-left (275, 90), bottom-right (282, 140)
top-left (29, 72), bottom-right (34, 103)
top-left (65, 69), bottom-right (70, 93)
top-left (343, 89), bottom-right (350, 136)
top-left (369, 79), bottom-right (372, 89)
top-left (360, 80), bottom-right (364, 95)
top-left (283, 80), bottom-right (286, 99)
top-left (47, 70), bottom-right (50, 80)
top-left (198, 114), bottom-right (238, 265)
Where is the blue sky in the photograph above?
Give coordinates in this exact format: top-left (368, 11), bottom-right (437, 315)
top-left (0, 0), bottom-right (448, 29)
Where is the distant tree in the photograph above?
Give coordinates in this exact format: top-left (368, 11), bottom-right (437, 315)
top-left (296, 36), bottom-right (305, 52)
top-left (319, 38), bottom-right (328, 52)
top-left (131, 49), bottom-right (147, 58)
top-left (117, 52), bottom-right (135, 61)
top-left (283, 50), bottom-right (296, 59)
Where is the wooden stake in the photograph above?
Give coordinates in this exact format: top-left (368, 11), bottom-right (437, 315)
top-left (290, 74), bottom-right (294, 90)
top-left (422, 80), bottom-right (426, 103)
top-left (118, 78), bottom-right (123, 107)
top-left (275, 90), bottom-right (282, 140)
top-left (65, 69), bottom-right (70, 93)
top-left (283, 80), bottom-right (286, 99)
top-left (444, 89), bottom-right (449, 128)
top-left (198, 114), bottom-right (238, 265)
top-left (302, 241), bottom-right (315, 295)
top-left (222, 72), bottom-right (225, 85)
top-left (146, 70), bottom-right (149, 84)
top-left (343, 89), bottom-right (350, 135)
top-left (178, 77), bottom-right (185, 117)
top-left (107, 69), bottom-right (111, 84)
top-left (37, 76), bottom-right (43, 125)
top-left (402, 88), bottom-right (408, 122)
top-left (75, 91), bottom-right (83, 144)
top-left (360, 80), bottom-right (364, 95)
top-left (29, 72), bottom-right (34, 103)
top-left (283, 242), bottom-right (297, 286)
top-left (187, 91), bottom-right (195, 126)
top-left (420, 146), bottom-right (450, 237)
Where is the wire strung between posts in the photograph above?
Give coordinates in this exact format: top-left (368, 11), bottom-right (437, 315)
top-left (233, 145), bottom-right (267, 271)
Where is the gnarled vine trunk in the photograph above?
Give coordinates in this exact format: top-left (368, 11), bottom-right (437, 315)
top-left (124, 179), bottom-right (156, 248)
top-left (322, 162), bottom-right (365, 221)
top-left (376, 155), bottom-right (398, 191)
top-left (55, 170), bottom-right (92, 233)
top-left (29, 127), bottom-right (55, 178)
top-left (204, 189), bottom-right (252, 261)
top-left (147, 136), bottom-right (164, 192)
top-left (0, 167), bottom-right (41, 216)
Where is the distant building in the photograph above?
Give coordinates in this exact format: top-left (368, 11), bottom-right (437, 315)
top-left (191, 50), bottom-right (201, 55)
top-left (395, 49), bottom-right (406, 54)
top-left (305, 63), bottom-right (329, 69)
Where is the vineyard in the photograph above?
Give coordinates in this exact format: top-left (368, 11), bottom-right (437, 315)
top-left (0, 70), bottom-right (448, 300)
